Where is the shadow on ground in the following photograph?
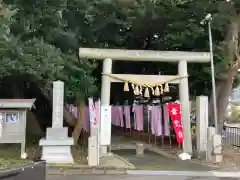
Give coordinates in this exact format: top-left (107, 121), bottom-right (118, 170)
top-left (112, 149), bottom-right (215, 171)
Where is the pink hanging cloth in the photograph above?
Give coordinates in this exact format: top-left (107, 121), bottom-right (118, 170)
top-left (139, 105), bottom-right (144, 131)
top-left (151, 106), bottom-right (155, 135)
top-left (67, 104), bottom-right (77, 119)
top-left (151, 106), bottom-right (158, 135)
top-left (112, 106), bottom-right (116, 126)
top-left (163, 104), bottom-right (170, 136)
top-left (117, 106), bottom-right (124, 127)
top-left (116, 106), bottom-right (121, 127)
top-left (67, 104), bottom-right (90, 133)
top-left (151, 106), bottom-right (162, 136)
top-left (132, 104), bottom-right (137, 130)
top-left (113, 106), bottom-right (119, 126)
top-left (71, 106), bottom-right (78, 119)
top-left (156, 106), bottom-right (163, 136)
top-left (133, 105), bottom-right (144, 131)
top-left (67, 104), bottom-right (78, 121)
top-left (111, 106), bottom-right (115, 125)
top-left (94, 100), bottom-right (100, 125)
top-left (83, 106), bottom-right (90, 132)
top-left (124, 105), bottom-right (131, 129)
top-left (112, 106), bottom-right (120, 126)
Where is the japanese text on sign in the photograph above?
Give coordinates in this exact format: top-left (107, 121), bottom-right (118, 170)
top-left (168, 103), bottom-right (184, 144)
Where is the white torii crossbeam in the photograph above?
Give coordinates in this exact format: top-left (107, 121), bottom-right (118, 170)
top-left (79, 48), bottom-right (210, 62)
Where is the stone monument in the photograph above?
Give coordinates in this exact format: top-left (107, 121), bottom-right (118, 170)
top-left (39, 81), bottom-right (74, 164)
top-left (196, 96), bottom-right (208, 159)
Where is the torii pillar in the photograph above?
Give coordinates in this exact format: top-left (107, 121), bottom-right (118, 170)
top-left (100, 58), bottom-right (112, 154)
top-left (179, 60), bottom-right (192, 153)
top-left (79, 48), bottom-right (211, 155)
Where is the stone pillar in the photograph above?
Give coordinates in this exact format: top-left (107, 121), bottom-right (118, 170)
top-left (136, 143), bottom-right (144, 157)
top-left (39, 81), bottom-right (74, 164)
top-left (88, 136), bottom-right (98, 166)
top-left (100, 58), bottom-right (112, 155)
top-left (212, 134), bottom-right (222, 163)
top-left (196, 96), bottom-right (208, 159)
top-left (178, 60), bottom-right (192, 154)
top-left (206, 127), bottom-right (216, 162)
top-left (52, 81), bottom-right (64, 128)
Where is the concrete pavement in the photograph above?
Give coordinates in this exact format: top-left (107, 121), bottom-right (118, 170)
top-left (47, 174), bottom-right (240, 180)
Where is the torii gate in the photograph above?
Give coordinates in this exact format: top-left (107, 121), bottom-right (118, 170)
top-left (79, 48), bottom-right (210, 155)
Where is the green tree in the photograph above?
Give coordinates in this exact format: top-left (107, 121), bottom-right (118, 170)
top-left (6, 0), bottom-right (97, 100)
top-left (5, 0), bottom-right (240, 128)
top-left (0, 0), bottom-right (98, 143)
top-left (65, 0), bottom-right (240, 125)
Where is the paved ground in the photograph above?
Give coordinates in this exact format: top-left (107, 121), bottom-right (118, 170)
top-left (47, 174), bottom-right (240, 180)
top-left (112, 149), bottom-right (212, 171)
top-left (111, 135), bottom-right (214, 171)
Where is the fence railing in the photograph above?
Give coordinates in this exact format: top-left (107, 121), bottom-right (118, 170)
top-left (223, 125), bottom-right (240, 147)
top-left (0, 161), bottom-right (46, 180)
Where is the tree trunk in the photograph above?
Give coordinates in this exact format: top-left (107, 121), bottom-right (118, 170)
top-left (72, 101), bottom-right (85, 145)
top-left (209, 13), bottom-right (240, 128)
top-left (38, 85), bottom-right (76, 127)
top-left (209, 75), bottom-right (234, 128)
top-left (26, 110), bottom-right (43, 136)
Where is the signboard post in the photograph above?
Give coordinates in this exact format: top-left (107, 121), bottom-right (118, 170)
top-left (100, 105), bottom-right (111, 146)
top-left (88, 98), bottom-right (100, 166)
top-left (96, 100), bottom-right (100, 165)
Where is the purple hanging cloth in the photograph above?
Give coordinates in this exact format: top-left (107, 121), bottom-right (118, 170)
top-left (114, 106), bottom-right (119, 126)
top-left (133, 105), bottom-right (144, 131)
top-left (112, 106), bottom-right (116, 126)
top-left (117, 106), bottom-right (124, 127)
top-left (151, 106), bottom-right (162, 136)
top-left (138, 105), bottom-right (144, 131)
top-left (83, 106), bottom-right (90, 132)
top-left (112, 106), bottom-right (119, 126)
top-left (111, 106), bottom-right (115, 125)
top-left (67, 104), bottom-right (77, 119)
top-left (72, 106), bottom-right (78, 120)
top-left (156, 106), bottom-right (163, 136)
top-left (151, 106), bottom-right (157, 135)
top-left (132, 104), bottom-right (137, 130)
top-left (163, 104), bottom-right (170, 136)
top-left (67, 104), bottom-right (78, 120)
top-left (94, 100), bottom-right (100, 126)
top-left (124, 105), bottom-right (131, 129)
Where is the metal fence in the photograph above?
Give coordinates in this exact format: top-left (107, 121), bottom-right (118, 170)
top-left (223, 125), bottom-right (240, 147)
top-left (0, 161), bottom-right (46, 180)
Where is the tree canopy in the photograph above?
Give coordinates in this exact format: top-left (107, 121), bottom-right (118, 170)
top-left (0, 0), bottom-right (240, 124)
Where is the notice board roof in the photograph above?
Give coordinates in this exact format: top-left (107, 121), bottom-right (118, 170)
top-left (0, 99), bottom-right (36, 109)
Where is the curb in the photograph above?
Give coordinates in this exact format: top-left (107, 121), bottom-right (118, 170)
top-left (126, 170), bottom-right (240, 178)
top-left (46, 152), bottom-right (135, 175)
top-left (47, 166), bottom-right (127, 175)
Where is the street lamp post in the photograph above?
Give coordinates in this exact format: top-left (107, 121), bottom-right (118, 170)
top-left (201, 13), bottom-right (218, 133)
